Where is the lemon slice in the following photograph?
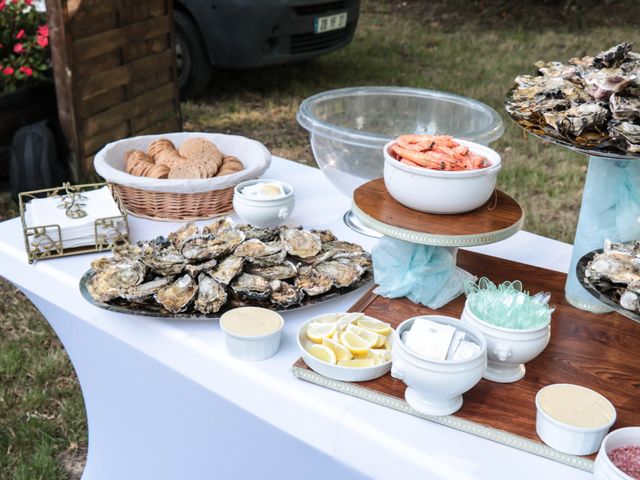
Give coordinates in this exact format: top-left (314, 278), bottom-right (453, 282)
top-left (369, 348), bottom-right (391, 365)
top-left (338, 358), bottom-right (375, 368)
top-left (311, 313), bottom-right (341, 324)
top-left (357, 317), bottom-right (392, 336)
top-left (346, 324), bottom-right (382, 348)
top-left (339, 331), bottom-right (371, 356)
top-left (307, 344), bottom-right (337, 364)
top-left (322, 337), bottom-right (353, 362)
top-left (384, 336), bottom-right (393, 351)
top-left (306, 323), bottom-right (337, 343)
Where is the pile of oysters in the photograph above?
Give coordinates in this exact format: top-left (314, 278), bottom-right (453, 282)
top-left (585, 239), bottom-right (640, 313)
top-left (506, 43), bottom-right (640, 155)
top-left (86, 218), bottom-right (371, 315)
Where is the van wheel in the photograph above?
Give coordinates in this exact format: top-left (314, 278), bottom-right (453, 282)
top-left (174, 10), bottom-right (213, 99)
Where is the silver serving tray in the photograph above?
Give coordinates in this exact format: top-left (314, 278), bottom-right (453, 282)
top-left (576, 249), bottom-right (640, 323)
top-left (79, 268), bottom-right (374, 319)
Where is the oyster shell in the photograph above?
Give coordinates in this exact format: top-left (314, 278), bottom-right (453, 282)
top-left (112, 243), bottom-right (142, 261)
top-left (168, 223), bottom-right (199, 249)
top-left (337, 254), bottom-right (372, 271)
top-left (543, 103), bottom-right (608, 137)
top-left (202, 217), bottom-right (235, 236)
top-left (185, 258), bottom-right (218, 277)
top-left (280, 228), bottom-right (322, 258)
top-left (294, 265), bottom-right (333, 296)
top-left (234, 238), bottom-right (281, 258)
top-left (121, 277), bottom-right (173, 303)
top-left (586, 252), bottom-right (640, 285)
top-left (209, 255), bottom-right (245, 285)
top-left (582, 69), bottom-right (634, 101)
top-left (155, 274), bottom-right (198, 313)
top-left (592, 42), bottom-right (633, 69)
top-left (238, 224), bottom-right (281, 242)
top-left (316, 260), bottom-right (364, 288)
top-left (246, 260), bottom-right (297, 280)
top-left (87, 260), bottom-right (146, 302)
top-left (234, 239), bottom-right (287, 266)
top-left (310, 229), bottom-right (337, 243)
top-left (140, 244), bottom-right (186, 276)
top-left (269, 280), bottom-right (304, 308)
top-left (181, 229), bottom-right (245, 262)
top-left (610, 121), bottom-right (640, 153)
top-left (620, 289), bottom-right (639, 311)
top-left (230, 273), bottom-right (272, 302)
top-left (194, 274), bottom-right (227, 314)
top-left (610, 94), bottom-right (640, 121)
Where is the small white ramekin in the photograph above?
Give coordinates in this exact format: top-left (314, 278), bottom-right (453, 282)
top-left (219, 308), bottom-right (284, 361)
top-left (233, 179), bottom-right (295, 227)
top-left (594, 427), bottom-right (640, 480)
top-left (535, 384), bottom-right (616, 455)
top-left (383, 138), bottom-right (501, 214)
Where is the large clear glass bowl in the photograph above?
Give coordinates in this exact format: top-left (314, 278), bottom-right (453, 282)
top-left (297, 86), bottom-right (505, 199)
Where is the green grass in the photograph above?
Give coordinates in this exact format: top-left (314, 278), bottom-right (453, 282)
top-left (1, 1), bottom-right (639, 476)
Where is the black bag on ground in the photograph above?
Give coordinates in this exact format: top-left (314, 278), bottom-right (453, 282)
top-left (9, 120), bottom-right (67, 197)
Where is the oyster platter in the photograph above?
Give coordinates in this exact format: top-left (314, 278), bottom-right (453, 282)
top-left (506, 42), bottom-right (640, 157)
top-left (579, 239), bottom-right (640, 322)
top-left (80, 218), bottom-right (372, 318)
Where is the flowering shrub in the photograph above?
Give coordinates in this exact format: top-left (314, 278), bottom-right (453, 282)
top-left (0, 0), bottom-right (49, 93)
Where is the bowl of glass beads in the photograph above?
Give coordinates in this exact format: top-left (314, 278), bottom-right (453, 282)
top-left (460, 278), bottom-right (553, 384)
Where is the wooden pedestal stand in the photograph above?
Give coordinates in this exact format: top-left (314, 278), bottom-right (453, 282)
top-left (351, 178), bottom-right (524, 266)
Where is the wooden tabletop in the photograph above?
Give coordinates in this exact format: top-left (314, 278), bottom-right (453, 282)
top-left (352, 178), bottom-right (524, 246)
top-left (296, 250), bottom-right (640, 465)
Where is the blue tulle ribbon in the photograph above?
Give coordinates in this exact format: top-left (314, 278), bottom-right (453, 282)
top-left (372, 237), bottom-right (475, 309)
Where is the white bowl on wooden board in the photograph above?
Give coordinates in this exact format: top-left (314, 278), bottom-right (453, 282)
top-left (461, 302), bottom-right (551, 383)
top-left (391, 315), bottom-right (487, 416)
top-left (383, 138), bottom-right (501, 214)
top-left (595, 427), bottom-right (640, 480)
top-left (297, 314), bottom-right (392, 382)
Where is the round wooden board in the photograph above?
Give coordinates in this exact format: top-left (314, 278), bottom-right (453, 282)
top-left (352, 178), bottom-right (524, 247)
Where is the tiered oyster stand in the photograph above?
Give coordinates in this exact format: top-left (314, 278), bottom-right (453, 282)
top-left (351, 178), bottom-right (524, 310)
top-left (506, 92), bottom-right (640, 313)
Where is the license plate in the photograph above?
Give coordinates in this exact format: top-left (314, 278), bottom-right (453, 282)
top-left (314, 12), bottom-right (347, 34)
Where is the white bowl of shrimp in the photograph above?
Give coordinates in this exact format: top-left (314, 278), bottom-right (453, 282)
top-left (383, 135), bottom-right (501, 214)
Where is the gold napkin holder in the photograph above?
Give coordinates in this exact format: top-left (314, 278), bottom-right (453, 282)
top-left (19, 182), bottom-right (129, 264)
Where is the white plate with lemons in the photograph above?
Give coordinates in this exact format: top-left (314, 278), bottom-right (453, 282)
top-left (297, 312), bottom-right (394, 382)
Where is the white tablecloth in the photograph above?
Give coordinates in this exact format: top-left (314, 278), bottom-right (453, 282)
top-left (0, 157), bottom-right (589, 480)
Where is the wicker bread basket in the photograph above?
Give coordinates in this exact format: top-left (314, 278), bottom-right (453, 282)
top-left (94, 133), bottom-right (271, 221)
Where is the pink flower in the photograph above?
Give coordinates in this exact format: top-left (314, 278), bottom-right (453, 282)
top-left (25, 0), bottom-right (32, 4)
top-left (3, 66), bottom-right (15, 75)
top-left (16, 29), bottom-right (25, 39)
top-left (37, 35), bottom-right (48, 47)
top-left (13, 43), bottom-right (24, 54)
top-left (19, 66), bottom-right (32, 76)
top-left (37, 25), bottom-right (49, 37)
top-left (0, 1), bottom-right (6, 11)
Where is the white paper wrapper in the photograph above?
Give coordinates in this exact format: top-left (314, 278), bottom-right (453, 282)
top-left (94, 132), bottom-right (271, 194)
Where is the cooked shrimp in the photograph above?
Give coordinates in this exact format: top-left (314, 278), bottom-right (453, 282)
top-left (388, 134), bottom-right (488, 171)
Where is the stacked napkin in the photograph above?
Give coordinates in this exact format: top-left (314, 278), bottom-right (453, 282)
top-left (25, 186), bottom-right (122, 248)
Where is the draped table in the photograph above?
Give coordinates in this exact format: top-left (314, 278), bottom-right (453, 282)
top-left (0, 157), bottom-right (589, 480)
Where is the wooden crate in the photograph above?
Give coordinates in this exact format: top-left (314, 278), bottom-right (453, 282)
top-left (45, 0), bottom-right (182, 179)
